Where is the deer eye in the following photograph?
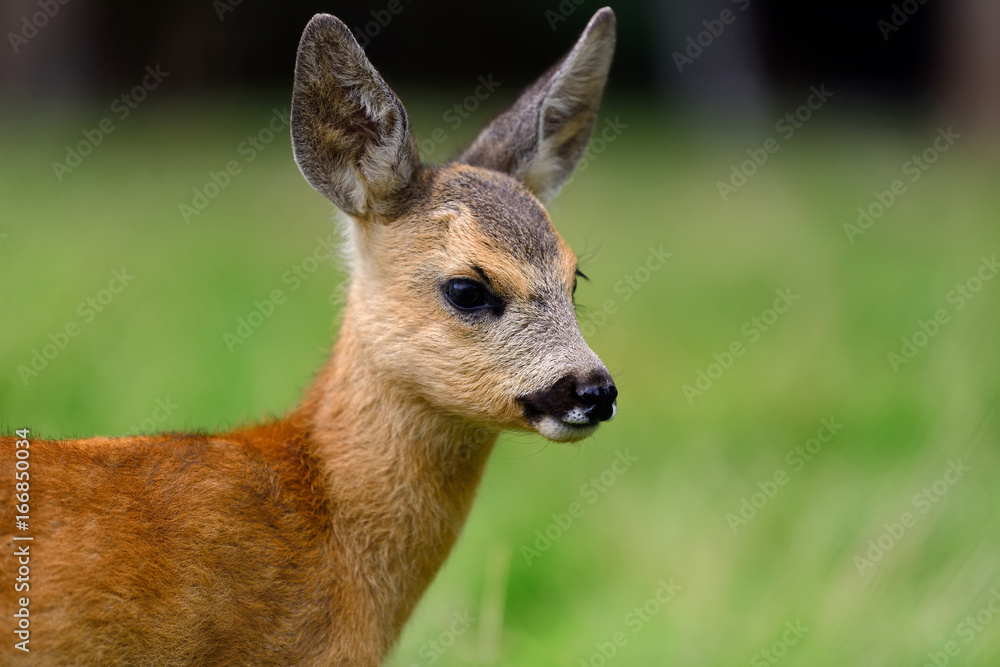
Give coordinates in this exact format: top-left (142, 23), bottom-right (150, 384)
top-left (443, 278), bottom-right (492, 312)
top-left (573, 268), bottom-right (588, 298)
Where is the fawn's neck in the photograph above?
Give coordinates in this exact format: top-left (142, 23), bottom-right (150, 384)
top-left (293, 315), bottom-right (498, 647)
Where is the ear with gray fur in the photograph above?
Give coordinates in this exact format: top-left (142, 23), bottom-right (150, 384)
top-left (459, 7), bottom-right (616, 202)
top-left (291, 14), bottom-right (419, 221)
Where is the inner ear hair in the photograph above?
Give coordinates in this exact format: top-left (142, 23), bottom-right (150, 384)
top-left (290, 13), bottom-right (419, 221)
top-left (459, 8), bottom-right (617, 202)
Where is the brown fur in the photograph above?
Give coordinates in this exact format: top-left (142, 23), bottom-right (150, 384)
top-left (1, 8), bottom-right (617, 665)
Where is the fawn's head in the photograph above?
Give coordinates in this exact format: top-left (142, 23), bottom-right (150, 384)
top-left (291, 9), bottom-right (617, 442)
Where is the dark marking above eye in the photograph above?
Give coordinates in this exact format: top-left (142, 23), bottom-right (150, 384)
top-left (471, 265), bottom-right (493, 287)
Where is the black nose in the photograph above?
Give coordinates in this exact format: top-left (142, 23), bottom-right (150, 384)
top-left (517, 370), bottom-right (619, 429)
top-left (576, 377), bottom-right (618, 422)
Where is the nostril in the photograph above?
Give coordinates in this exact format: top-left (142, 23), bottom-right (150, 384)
top-left (575, 380), bottom-right (618, 422)
top-left (576, 385), bottom-right (603, 406)
top-left (576, 383), bottom-right (617, 403)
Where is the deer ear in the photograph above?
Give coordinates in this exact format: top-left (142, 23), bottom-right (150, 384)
top-left (291, 14), bottom-right (419, 221)
top-left (459, 8), bottom-right (616, 202)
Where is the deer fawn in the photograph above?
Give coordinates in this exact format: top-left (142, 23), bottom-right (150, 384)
top-left (2, 8), bottom-right (617, 665)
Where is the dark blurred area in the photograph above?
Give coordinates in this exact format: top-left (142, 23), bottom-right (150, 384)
top-left (1, 0), bottom-right (998, 129)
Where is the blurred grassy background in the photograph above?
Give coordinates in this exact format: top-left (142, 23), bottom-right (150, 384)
top-left (2, 95), bottom-right (999, 665)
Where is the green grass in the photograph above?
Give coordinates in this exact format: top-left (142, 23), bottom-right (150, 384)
top-left (2, 96), bottom-right (999, 665)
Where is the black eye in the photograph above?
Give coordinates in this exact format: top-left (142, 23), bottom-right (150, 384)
top-left (573, 268), bottom-right (588, 297)
top-left (444, 278), bottom-right (491, 312)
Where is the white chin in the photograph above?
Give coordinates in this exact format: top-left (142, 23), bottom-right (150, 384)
top-left (533, 415), bottom-right (600, 443)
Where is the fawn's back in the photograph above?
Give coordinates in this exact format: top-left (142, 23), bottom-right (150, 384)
top-left (1, 425), bottom-right (337, 664)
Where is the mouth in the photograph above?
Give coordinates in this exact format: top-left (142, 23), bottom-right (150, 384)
top-left (520, 402), bottom-right (617, 443)
top-left (532, 415), bottom-right (603, 442)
